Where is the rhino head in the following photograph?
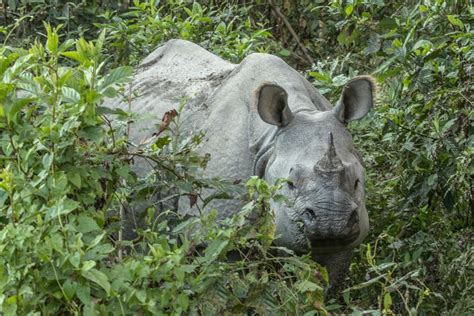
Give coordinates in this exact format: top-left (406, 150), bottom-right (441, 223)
top-left (254, 76), bottom-right (375, 257)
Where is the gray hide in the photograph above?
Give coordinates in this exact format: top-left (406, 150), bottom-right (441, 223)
top-left (110, 39), bottom-right (376, 286)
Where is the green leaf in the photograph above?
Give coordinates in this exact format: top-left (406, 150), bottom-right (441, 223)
top-left (0, 189), bottom-right (8, 207)
top-left (63, 279), bottom-right (77, 301)
top-left (95, 30), bottom-right (106, 55)
top-left (49, 171), bottom-right (69, 193)
top-left (96, 106), bottom-right (120, 115)
top-left (369, 262), bottom-right (397, 272)
top-left (0, 83), bottom-right (13, 102)
top-left (76, 283), bottom-right (91, 305)
top-left (447, 15), bottom-right (464, 29)
top-left (177, 293), bottom-right (189, 311)
top-left (294, 280), bottom-right (323, 293)
top-left (278, 49), bottom-right (292, 57)
top-left (419, 5), bottom-right (428, 13)
top-left (61, 86), bottom-right (81, 103)
top-left (79, 126), bottom-right (104, 144)
top-left (0, 52), bottom-right (19, 76)
top-left (101, 86), bottom-right (118, 98)
top-left (135, 289), bottom-right (147, 303)
top-left (45, 23), bottom-right (59, 54)
top-left (153, 136), bottom-right (172, 149)
top-left (5, 97), bottom-right (34, 122)
top-left (192, 1), bottom-right (202, 14)
top-left (61, 51), bottom-right (86, 64)
top-left (383, 292), bottom-right (392, 310)
top-left (3, 55), bottom-right (33, 83)
top-left (427, 174), bottom-right (438, 187)
top-left (42, 153), bottom-right (54, 171)
top-left (81, 260), bottom-right (96, 271)
top-left (81, 268), bottom-right (111, 295)
top-left (172, 217), bottom-right (200, 233)
top-left (347, 274), bottom-right (386, 290)
top-left (69, 252), bottom-right (81, 268)
top-left (99, 66), bottom-right (133, 90)
top-left (3, 295), bottom-right (17, 315)
top-left (342, 290), bottom-right (350, 304)
top-left (345, 5), bottom-right (353, 16)
top-left (332, 74), bottom-right (349, 86)
top-left (45, 198), bottom-right (80, 221)
top-left (183, 7), bottom-right (193, 17)
top-left (77, 215), bottom-right (100, 233)
top-left (364, 33), bottom-right (381, 55)
top-left (201, 238), bottom-right (229, 264)
top-left (67, 171), bottom-right (81, 188)
top-left (86, 232), bottom-right (106, 250)
top-left (308, 71), bottom-right (331, 82)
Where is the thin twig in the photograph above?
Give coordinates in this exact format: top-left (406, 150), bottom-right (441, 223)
top-left (268, 0), bottom-right (314, 65)
top-left (129, 152), bottom-right (184, 179)
top-left (118, 78), bottom-right (134, 262)
top-left (101, 114), bottom-right (116, 148)
top-left (127, 81), bottom-right (133, 138)
top-left (118, 203), bottom-right (123, 261)
top-left (3, 1), bottom-right (7, 27)
top-left (394, 121), bottom-right (439, 140)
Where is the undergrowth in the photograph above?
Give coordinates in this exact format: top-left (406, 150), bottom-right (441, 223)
top-left (0, 0), bottom-right (472, 314)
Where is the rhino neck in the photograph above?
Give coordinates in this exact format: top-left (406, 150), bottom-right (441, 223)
top-left (251, 126), bottom-right (278, 178)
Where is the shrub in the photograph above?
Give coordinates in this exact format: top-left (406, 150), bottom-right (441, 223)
top-left (0, 24), bottom-right (327, 315)
top-left (1, 0), bottom-right (472, 314)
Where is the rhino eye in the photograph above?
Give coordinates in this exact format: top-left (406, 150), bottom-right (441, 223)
top-left (287, 180), bottom-right (296, 190)
top-left (354, 179), bottom-right (360, 190)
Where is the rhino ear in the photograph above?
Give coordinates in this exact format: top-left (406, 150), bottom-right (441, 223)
top-left (256, 83), bottom-right (294, 127)
top-left (333, 76), bottom-right (376, 123)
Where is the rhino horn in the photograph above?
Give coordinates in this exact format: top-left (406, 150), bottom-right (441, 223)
top-left (315, 132), bottom-right (344, 172)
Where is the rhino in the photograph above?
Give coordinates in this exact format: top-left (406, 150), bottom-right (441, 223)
top-left (112, 39), bottom-right (375, 286)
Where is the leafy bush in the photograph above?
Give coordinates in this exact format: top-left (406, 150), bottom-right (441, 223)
top-left (1, 0), bottom-right (472, 314)
top-left (98, 1), bottom-right (275, 66)
top-left (0, 24), bottom-right (327, 314)
top-left (301, 1), bottom-right (473, 314)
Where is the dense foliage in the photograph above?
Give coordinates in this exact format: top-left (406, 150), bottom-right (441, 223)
top-left (0, 0), bottom-right (472, 315)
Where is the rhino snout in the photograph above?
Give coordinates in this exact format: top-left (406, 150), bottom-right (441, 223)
top-left (301, 207), bottom-right (360, 247)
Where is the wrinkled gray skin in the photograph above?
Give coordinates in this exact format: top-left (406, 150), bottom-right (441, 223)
top-left (110, 39), bottom-right (375, 287)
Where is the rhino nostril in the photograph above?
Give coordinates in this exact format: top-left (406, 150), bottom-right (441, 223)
top-left (347, 210), bottom-right (359, 228)
top-left (303, 208), bottom-right (316, 222)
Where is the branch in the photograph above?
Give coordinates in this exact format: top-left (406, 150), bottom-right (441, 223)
top-left (268, 0), bottom-right (314, 65)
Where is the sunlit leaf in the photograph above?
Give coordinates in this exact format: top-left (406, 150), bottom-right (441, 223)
top-left (99, 66), bottom-right (133, 90)
top-left (61, 86), bottom-right (81, 103)
top-left (447, 15), bottom-right (464, 29)
top-left (81, 268), bottom-right (111, 295)
top-left (45, 199), bottom-right (80, 221)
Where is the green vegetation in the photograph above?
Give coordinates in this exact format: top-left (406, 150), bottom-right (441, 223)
top-left (0, 0), bottom-right (472, 315)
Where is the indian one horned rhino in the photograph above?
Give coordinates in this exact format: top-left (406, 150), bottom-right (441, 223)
top-left (112, 39), bottom-right (375, 286)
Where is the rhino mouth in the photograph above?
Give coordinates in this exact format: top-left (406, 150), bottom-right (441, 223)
top-left (309, 230), bottom-right (360, 248)
top-left (301, 208), bottom-right (360, 248)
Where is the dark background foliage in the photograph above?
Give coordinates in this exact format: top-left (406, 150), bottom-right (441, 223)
top-left (0, 0), bottom-right (472, 314)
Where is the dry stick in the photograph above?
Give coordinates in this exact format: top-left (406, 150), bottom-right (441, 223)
top-left (268, 0), bottom-right (314, 66)
top-left (3, 2), bottom-right (7, 27)
top-left (127, 81), bottom-right (133, 137)
top-left (118, 204), bottom-right (124, 262)
top-left (118, 81), bottom-right (134, 261)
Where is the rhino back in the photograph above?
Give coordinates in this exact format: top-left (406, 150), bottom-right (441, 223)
top-left (109, 39), bottom-right (236, 146)
top-left (111, 39), bottom-right (334, 217)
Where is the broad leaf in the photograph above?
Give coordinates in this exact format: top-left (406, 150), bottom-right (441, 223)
top-left (81, 268), bottom-right (111, 295)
